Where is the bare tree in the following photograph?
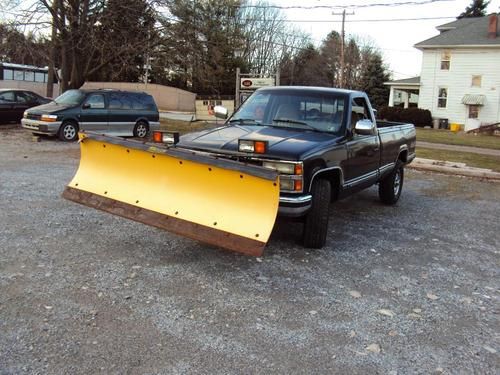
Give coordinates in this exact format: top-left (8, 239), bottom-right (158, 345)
top-left (239, 0), bottom-right (311, 76)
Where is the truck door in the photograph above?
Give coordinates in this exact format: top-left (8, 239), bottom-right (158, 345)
top-left (79, 93), bottom-right (108, 132)
top-left (344, 96), bottom-right (380, 190)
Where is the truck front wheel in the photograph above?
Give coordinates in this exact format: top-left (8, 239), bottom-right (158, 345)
top-left (379, 162), bottom-right (404, 205)
top-left (303, 178), bottom-right (331, 249)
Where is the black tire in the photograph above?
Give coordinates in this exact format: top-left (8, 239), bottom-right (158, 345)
top-left (133, 121), bottom-right (149, 138)
top-left (58, 121), bottom-right (78, 142)
top-left (303, 178), bottom-right (331, 249)
top-left (379, 162), bottom-right (404, 205)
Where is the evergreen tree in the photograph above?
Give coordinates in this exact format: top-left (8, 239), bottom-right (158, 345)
top-left (458, 0), bottom-right (490, 18)
top-left (280, 44), bottom-right (326, 86)
top-left (357, 53), bottom-right (390, 109)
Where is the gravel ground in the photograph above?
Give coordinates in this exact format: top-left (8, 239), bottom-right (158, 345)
top-left (1, 127), bottom-right (499, 374)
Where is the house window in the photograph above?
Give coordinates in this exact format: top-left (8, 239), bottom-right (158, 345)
top-left (24, 71), bottom-right (34, 81)
top-left (440, 51), bottom-right (451, 70)
top-left (471, 75), bottom-right (482, 87)
top-left (35, 72), bottom-right (45, 82)
top-left (3, 69), bottom-right (14, 80)
top-left (437, 88), bottom-right (447, 108)
top-left (14, 70), bottom-right (24, 81)
top-left (469, 105), bottom-right (479, 119)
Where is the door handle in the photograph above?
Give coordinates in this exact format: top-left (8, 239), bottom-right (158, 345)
top-left (373, 147), bottom-right (380, 152)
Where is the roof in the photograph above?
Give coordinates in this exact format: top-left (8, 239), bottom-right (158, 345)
top-left (1, 62), bottom-right (49, 71)
top-left (415, 14), bottom-right (500, 49)
top-left (384, 77), bottom-right (420, 86)
top-left (257, 86), bottom-right (365, 96)
top-left (0, 88), bottom-right (37, 92)
top-left (436, 17), bottom-right (479, 31)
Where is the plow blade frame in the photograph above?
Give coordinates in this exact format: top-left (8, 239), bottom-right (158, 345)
top-left (63, 133), bottom-right (280, 256)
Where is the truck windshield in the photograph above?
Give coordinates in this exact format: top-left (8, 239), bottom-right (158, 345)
top-left (231, 90), bottom-right (347, 134)
top-left (53, 90), bottom-right (85, 105)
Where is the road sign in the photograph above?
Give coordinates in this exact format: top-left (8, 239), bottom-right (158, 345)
top-left (240, 77), bottom-right (275, 89)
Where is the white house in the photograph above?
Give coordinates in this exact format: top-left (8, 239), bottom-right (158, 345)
top-left (384, 76), bottom-right (420, 108)
top-left (386, 14), bottom-right (500, 130)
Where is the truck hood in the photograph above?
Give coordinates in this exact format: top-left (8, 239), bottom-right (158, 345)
top-left (27, 101), bottom-right (75, 115)
top-left (179, 125), bottom-right (342, 160)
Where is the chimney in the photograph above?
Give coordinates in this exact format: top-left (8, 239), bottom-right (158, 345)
top-left (488, 14), bottom-right (498, 39)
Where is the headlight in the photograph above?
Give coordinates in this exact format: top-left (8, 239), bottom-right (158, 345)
top-left (41, 114), bottom-right (58, 122)
top-left (279, 179), bottom-right (294, 191)
top-left (262, 161), bottom-right (295, 174)
top-left (261, 161), bottom-right (304, 192)
top-left (238, 140), bottom-right (267, 154)
top-left (153, 131), bottom-right (179, 144)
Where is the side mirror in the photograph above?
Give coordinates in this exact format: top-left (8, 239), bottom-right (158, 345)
top-left (372, 108), bottom-right (378, 118)
top-left (82, 103), bottom-right (91, 109)
top-left (214, 105), bottom-right (228, 119)
top-left (354, 119), bottom-right (375, 135)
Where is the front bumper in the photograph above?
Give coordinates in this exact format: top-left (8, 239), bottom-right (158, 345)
top-left (278, 194), bottom-right (312, 217)
top-left (149, 121), bottom-right (161, 131)
top-left (21, 119), bottom-right (61, 135)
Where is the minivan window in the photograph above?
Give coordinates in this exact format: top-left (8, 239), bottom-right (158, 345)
top-left (84, 94), bottom-right (105, 109)
top-left (140, 94), bottom-right (156, 110)
top-left (54, 90), bottom-right (85, 105)
top-left (108, 93), bottom-right (123, 109)
top-left (119, 94), bottom-right (133, 110)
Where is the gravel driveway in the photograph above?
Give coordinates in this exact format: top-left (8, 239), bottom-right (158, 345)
top-left (1, 128), bottom-right (499, 374)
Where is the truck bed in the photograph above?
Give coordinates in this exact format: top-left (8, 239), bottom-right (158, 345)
top-left (376, 120), bottom-right (409, 128)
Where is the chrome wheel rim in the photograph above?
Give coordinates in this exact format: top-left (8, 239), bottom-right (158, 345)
top-left (394, 170), bottom-right (401, 195)
top-left (136, 124), bottom-right (147, 137)
top-left (63, 125), bottom-right (76, 140)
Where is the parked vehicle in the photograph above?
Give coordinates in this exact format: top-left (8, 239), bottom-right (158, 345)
top-left (21, 89), bottom-right (160, 141)
top-left (62, 86), bottom-right (416, 256)
top-left (0, 89), bottom-right (50, 124)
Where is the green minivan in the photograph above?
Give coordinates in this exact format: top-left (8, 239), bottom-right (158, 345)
top-left (21, 89), bottom-right (160, 141)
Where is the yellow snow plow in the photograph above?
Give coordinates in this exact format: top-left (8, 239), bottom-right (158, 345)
top-left (63, 132), bottom-right (280, 256)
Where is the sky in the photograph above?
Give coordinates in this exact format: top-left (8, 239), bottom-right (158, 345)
top-left (274, 0), bottom-right (500, 80)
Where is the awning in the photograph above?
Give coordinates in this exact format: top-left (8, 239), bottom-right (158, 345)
top-left (462, 94), bottom-right (486, 105)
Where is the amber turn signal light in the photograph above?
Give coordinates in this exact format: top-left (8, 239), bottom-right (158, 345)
top-left (254, 141), bottom-right (267, 154)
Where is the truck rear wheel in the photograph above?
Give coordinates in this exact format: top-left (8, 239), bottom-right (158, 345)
top-left (303, 178), bottom-right (331, 249)
top-left (379, 162), bottom-right (404, 205)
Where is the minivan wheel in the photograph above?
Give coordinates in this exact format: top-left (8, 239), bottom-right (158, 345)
top-left (58, 121), bottom-right (78, 142)
top-left (134, 121), bottom-right (149, 138)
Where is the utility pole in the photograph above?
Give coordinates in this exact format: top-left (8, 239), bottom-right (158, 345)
top-left (46, 0), bottom-right (59, 98)
top-left (332, 9), bottom-right (354, 88)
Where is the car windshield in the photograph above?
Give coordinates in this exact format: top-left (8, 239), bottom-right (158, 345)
top-left (53, 90), bottom-right (85, 105)
top-left (231, 90), bottom-right (347, 135)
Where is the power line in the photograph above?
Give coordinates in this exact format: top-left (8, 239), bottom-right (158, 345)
top-left (237, 0), bottom-right (454, 10)
top-left (239, 16), bottom-right (456, 23)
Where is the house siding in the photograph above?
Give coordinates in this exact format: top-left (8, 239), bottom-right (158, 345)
top-left (418, 48), bottom-right (500, 125)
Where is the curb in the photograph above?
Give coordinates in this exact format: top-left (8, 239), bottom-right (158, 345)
top-left (408, 158), bottom-right (500, 181)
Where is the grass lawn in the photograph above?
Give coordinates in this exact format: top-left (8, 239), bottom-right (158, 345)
top-left (159, 119), bottom-right (219, 135)
top-left (416, 128), bottom-right (500, 150)
top-left (417, 147), bottom-right (500, 172)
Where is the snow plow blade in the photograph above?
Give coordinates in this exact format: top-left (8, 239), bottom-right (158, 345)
top-left (62, 133), bottom-right (280, 256)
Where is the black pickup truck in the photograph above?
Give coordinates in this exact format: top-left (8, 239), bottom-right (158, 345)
top-left (176, 87), bottom-right (416, 248)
